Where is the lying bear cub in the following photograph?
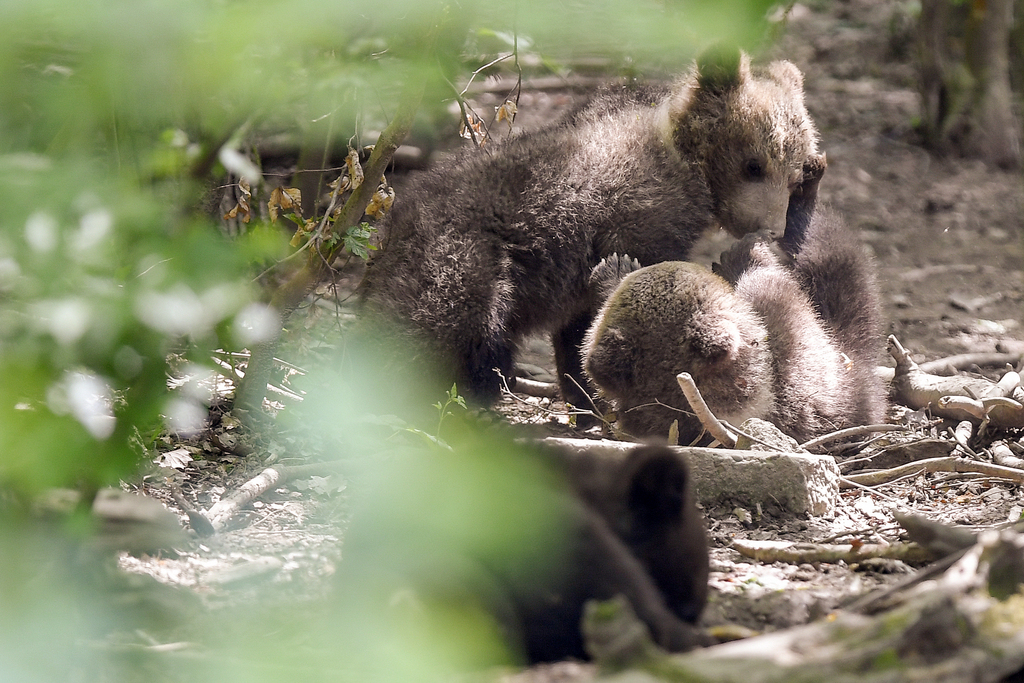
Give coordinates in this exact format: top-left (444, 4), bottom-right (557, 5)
top-left (583, 207), bottom-right (886, 444)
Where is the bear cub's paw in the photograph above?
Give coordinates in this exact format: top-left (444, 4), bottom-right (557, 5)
top-left (713, 234), bottom-right (777, 284)
top-left (590, 253), bottom-right (643, 305)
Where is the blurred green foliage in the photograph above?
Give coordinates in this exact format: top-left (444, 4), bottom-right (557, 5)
top-left (0, 0), bottom-right (771, 680)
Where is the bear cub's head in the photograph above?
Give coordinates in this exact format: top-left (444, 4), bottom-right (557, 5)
top-left (584, 261), bottom-right (773, 442)
top-left (664, 46), bottom-right (821, 238)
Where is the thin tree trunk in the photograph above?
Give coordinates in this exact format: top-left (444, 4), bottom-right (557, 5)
top-left (918, 0), bottom-right (952, 152)
top-left (232, 80), bottom-right (425, 423)
top-left (918, 0), bottom-right (1021, 168)
top-left (964, 0), bottom-right (1021, 168)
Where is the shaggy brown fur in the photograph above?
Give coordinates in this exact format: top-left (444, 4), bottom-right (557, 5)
top-left (357, 48), bottom-right (821, 411)
top-left (584, 207), bottom-right (885, 444)
top-left (513, 443), bottom-right (710, 662)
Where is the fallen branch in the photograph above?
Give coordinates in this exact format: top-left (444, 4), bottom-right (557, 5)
top-left (937, 395), bottom-right (1024, 428)
top-left (950, 419), bottom-right (976, 458)
top-left (732, 538), bottom-right (933, 565)
top-left (888, 335), bottom-right (1024, 426)
top-left (594, 529), bottom-right (1024, 682)
top-left (919, 351), bottom-right (1024, 375)
top-left (991, 441), bottom-right (1024, 469)
top-left (800, 424), bottom-right (910, 451)
top-left (205, 461), bottom-right (346, 532)
top-left (840, 455), bottom-right (1024, 488)
top-left (210, 355), bottom-right (304, 402)
top-left (893, 511), bottom-right (977, 557)
top-left (513, 376), bottom-right (560, 399)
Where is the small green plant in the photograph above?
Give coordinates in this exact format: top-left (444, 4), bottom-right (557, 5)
top-left (434, 383), bottom-right (467, 436)
top-left (395, 384), bottom-right (468, 450)
top-left (343, 223), bottom-right (378, 260)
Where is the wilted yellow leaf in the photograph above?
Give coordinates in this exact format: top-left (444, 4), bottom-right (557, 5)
top-left (495, 100), bottom-right (517, 124)
top-left (222, 178), bottom-right (252, 223)
top-left (344, 148), bottom-right (363, 192)
top-left (328, 174), bottom-right (351, 193)
top-left (459, 113), bottom-right (487, 146)
top-left (268, 186), bottom-right (301, 223)
top-left (365, 182), bottom-right (395, 220)
top-left (288, 217), bottom-right (319, 248)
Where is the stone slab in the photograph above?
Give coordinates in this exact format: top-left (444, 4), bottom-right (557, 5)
top-left (542, 438), bottom-right (840, 517)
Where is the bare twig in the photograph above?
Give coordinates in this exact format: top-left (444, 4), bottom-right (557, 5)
top-left (495, 370), bottom-right (609, 426)
top-left (801, 424), bottom-right (911, 451)
top-left (839, 477), bottom-right (929, 508)
top-left (676, 373), bottom-right (736, 447)
top-left (816, 523), bottom-right (901, 544)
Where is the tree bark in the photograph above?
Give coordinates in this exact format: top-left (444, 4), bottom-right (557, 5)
top-left (917, 0), bottom-right (1021, 168)
top-left (918, 0), bottom-right (955, 153)
top-left (964, 0), bottom-right (1021, 168)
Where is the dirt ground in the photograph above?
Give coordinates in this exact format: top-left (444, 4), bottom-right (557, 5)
top-left (124, 0), bottom-right (1024, 678)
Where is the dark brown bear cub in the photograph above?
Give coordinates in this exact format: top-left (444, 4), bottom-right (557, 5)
top-left (336, 438), bottom-right (710, 665)
top-left (358, 48), bottom-right (822, 411)
top-left (515, 443), bottom-right (710, 662)
top-left (583, 207), bottom-right (885, 444)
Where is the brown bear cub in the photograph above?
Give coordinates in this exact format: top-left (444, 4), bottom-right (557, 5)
top-left (336, 439), bottom-right (710, 665)
top-left (513, 443), bottom-right (710, 662)
top-left (583, 205), bottom-right (885, 444)
top-left (357, 48), bottom-right (822, 412)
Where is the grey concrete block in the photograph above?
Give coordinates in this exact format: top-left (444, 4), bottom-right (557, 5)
top-left (542, 438), bottom-right (839, 517)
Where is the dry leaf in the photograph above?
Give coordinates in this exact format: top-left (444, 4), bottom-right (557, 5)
top-left (459, 113), bottom-right (487, 145)
top-left (365, 182), bottom-right (395, 219)
top-left (344, 148), bottom-right (363, 192)
top-left (329, 174), bottom-right (351, 193)
top-left (289, 217), bottom-right (318, 248)
top-left (268, 186), bottom-right (301, 223)
top-left (329, 148), bottom-right (364, 195)
top-left (222, 177), bottom-right (252, 223)
top-left (495, 100), bottom-right (517, 124)
top-left (155, 447), bottom-right (193, 470)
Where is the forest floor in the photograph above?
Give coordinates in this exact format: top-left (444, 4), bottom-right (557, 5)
top-left (121, 0), bottom-right (1024, 679)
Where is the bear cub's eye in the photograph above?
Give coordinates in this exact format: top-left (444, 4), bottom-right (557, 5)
top-left (743, 159), bottom-right (765, 180)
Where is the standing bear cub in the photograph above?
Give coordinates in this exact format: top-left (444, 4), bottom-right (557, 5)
top-left (583, 207), bottom-right (886, 444)
top-left (358, 48), bottom-right (822, 411)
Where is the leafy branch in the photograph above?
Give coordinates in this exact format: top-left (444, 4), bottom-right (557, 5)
top-left (233, 77), bottom-right (426, 421)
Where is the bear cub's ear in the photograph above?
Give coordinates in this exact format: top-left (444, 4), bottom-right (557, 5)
top-left (695, 44), bottom-right (745, 94)
top-left (584, 327), bottom-right (636, 393)
top-left (767, 60), bottom-right (805, 92)
top-left (685, 312), bottom-right (740, 363)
